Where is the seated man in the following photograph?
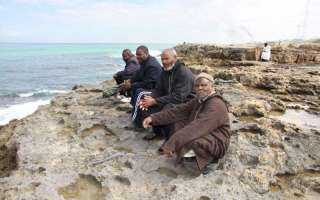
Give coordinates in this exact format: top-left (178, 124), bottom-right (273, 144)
top-left (137, 48), bottom-right (195, 140)
top-left (143, 72), bottom-right (230, 174)
top-left (121, 45), bottom-right (162, 119)
top-left (113, 49), bottom-right (140, 96)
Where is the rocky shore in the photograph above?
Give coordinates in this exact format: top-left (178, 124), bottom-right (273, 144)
top-left (1, 40), bottom-right (320, 200)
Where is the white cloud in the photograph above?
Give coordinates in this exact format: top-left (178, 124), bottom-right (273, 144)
top-left (15, 0), bottom-right (79, 7)
top-left (4, 0), bottom-right (320, 43)
top-left (0, 29), bottom-right (20, 38)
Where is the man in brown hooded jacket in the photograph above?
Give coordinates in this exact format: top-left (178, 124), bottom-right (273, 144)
top-left (143, 72), bottom-right (230, 174)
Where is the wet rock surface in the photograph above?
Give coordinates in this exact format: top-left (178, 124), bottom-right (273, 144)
top-left (1, 41), bottom-right (320, 199)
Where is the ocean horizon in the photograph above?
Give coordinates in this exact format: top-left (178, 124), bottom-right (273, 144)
top-left (0, 43), bottom-right (173, 125)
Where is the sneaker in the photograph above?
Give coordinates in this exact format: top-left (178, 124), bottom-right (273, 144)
top-left (143, 132), bottom-right (157, 140)
top-left (184, 150), bottom-right (196, 158)
top-left (116, 94), bottom-right (123, 99)
top-left (120, 97), bottom-right (131, 103)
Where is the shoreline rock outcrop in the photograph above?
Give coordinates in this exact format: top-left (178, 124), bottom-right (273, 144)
top-left (1, 40), bottom-right (320, 200)
top-left (175, 40), bottom-right (320, 66)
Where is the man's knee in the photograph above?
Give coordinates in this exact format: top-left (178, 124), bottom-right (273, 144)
top-left (173, 120), bottom-right (187, 133)
top-left (162, 103), bottom-right (175, 110)
top-left (191, 138), bottom-right (216, 154)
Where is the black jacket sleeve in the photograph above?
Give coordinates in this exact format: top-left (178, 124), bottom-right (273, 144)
top-left (155, 66), bottom-right (194, 106)
top-left (131, 57), bottom-right (162, 90)
top-left (117, 58), bottom-right (140, 78)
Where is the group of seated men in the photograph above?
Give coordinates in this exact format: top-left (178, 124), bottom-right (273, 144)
top-left (113, 45), bottom-right (231, 174)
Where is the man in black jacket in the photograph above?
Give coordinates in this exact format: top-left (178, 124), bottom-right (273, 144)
top-left (114, 49), bottom-right (140, 85)
top-left (113, 49), bottom-right (140, 96)
top-left (137, 48), bottom-right (195, 140)
top-left (121, 45), bottom-right (162, 114)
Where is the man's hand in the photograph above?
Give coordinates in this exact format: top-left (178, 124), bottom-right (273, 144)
top-left (121, 80), bottom-right (131, 91)
top-left (143, 116), bottom-right (153, 128)
top-left (140, 96), bottom-right (156, 109)
top-left (159, 146), bottom-right (174, 157)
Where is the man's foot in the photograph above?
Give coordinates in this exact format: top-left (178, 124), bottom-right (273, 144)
top-left (158, 147), bottom-right (164, 154)
top-left (201, 160), bottom-right (219, 175)
top-left (183, 149), bottom-right (196, 158)
top-left (120, 97), bottom-right (131, 103)
top-left (160, 146), bottom-right (174, 157)
top-left (124, 123), bottom-right (144, 132)
top-left (116, 93), bottom-right (122, 99)
top-left (126, 109), bottom-right (132, 114)
top-left (158, 140), bottom-right (167, 154)
top-left (183, 157), bottom-right (197, 162)
top-left (143, 132), bottom-right (157, 140)
top-left (124, 122), bottom-right (135, 130)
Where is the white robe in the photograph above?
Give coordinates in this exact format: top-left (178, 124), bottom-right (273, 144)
top-left (261, 46), bottom-right (271, 61)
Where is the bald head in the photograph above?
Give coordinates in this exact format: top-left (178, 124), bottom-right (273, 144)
top-left (161, 48), bottom-right (177, 58)
top-left (161, 48), bottom-right (177, 71)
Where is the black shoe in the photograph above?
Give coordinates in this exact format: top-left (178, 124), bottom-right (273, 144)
top-left (143, 132), bottom-right (157, 140)
top-left (201, 160), bottom-right (219, 175)
top-left (183, 157), bottom-right (197, 162)
top-left (124, 123), bottom-right (144, 132)
top-left (158, 147), bottom-right (164, 154)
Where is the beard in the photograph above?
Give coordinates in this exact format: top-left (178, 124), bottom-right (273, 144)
top-left (197, 91), bottom-right (214, 102)
top-left (196, 93), bottom-right (207, 101)
top-left (163, 63), bottom-right (175, 71)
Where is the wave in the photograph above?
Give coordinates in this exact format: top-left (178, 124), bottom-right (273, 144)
top-left (107, 49), bottom-right (162, 58)
top-left (0, 89), bottom-right (69, 99)
top-left (0, 99), bottom-right (50, 126)
top-left (105, 63), bottom-right (122, 67)
top-left (149, 50), bottom-right (162, 57)
top-left (18, 89), bottom-right (69, 98)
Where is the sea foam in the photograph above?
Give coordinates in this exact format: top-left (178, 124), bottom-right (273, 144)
top-left (0, 99), bottom-right (50, 125)
top-left (18, 89), bottom-right (69, 98)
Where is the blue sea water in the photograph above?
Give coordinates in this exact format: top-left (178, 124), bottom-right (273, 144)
top-left (0, 43), bottom-right (172, 125)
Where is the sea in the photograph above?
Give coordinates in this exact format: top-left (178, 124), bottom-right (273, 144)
top-left (0, 43), bottom-right (172, 125)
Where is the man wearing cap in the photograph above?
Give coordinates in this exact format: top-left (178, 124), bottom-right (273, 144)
top-left (143, 72), bottom-right (230, 174)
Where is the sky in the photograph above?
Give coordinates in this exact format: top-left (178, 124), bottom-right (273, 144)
top-left (0, 0), bottom-right (319, 43)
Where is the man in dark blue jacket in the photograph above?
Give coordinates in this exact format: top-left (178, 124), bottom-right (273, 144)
top-left (121, 46), bottom-right (162, 123)
top-left (114, 49), bottom-right (140, 85)
top-left (113, 49), bottom-right (140, 97)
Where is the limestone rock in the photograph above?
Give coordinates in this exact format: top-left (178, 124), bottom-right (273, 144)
top-left (234, 100), bottom-right (272, 117)
top-left (1, 40), bottom-right (320, 200)
top-left (176, 40), bottom-right (320, 65)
